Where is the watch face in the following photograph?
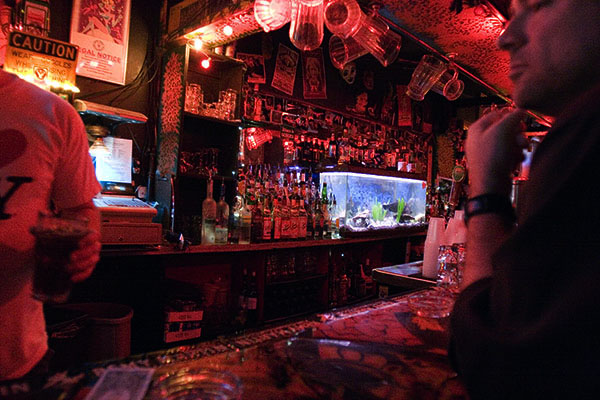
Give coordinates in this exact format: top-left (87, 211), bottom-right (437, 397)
top-left (452, 165), bottom-right (466, 183)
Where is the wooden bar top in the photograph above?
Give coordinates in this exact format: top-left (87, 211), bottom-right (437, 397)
top-left (19, 291), bottom-right (467, 399)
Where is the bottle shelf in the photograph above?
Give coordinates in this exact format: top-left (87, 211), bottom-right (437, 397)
top-left (184, 112), bottom-right (241, 127)
top-left (178, 173), bottom-right (235, 181)
top-left (265, 273), bottom-right (328, 287)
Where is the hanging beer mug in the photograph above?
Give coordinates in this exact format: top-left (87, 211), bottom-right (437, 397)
top-left (254, 0), bottom-right (292, 32)
top-left (289, 0), bottom-right (324, 51)
top-left (324, 0), bottom-right (401, 67)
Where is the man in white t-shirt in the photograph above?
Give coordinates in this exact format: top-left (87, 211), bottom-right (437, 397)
top-left (0, 65), bottom-right (102, 380)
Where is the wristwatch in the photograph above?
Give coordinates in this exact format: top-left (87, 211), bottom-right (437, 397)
top-left (464, 194), bottom-right (516, 225)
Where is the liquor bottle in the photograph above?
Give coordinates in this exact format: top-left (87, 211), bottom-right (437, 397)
top-left (305, 187), bottom-right (314, 240)
top-left (289, 184), bottom-right (299, 240)
top-left (201, 178), bottom-right (216, 245)
top-left (229, 179), bottom-right (244, 244)
top-left (280, 188), bottom-right (291, 240)
top-left (321, 183), bottom-right (330, 239)
top-left (251, 188), bottom-right (263, 243)
top-left (328, 132), bottom-right (337, 161)
top-left (297, 185), bottom-right (308, 240)
top-left (247, 271), bottom-right (258, 325)
top-left (331, 195), bottom-right (341, 239)
top-left (239, 188), bottom-right (252, 244)
top-left (261, 196), bottom-right (272, 241)
top-left (338, 274), bottom-right (349, 305)
top-left (314, 197), bottom-right (324, 239)
top-left (236, 268), bottom-right (248, 327)
top-left (215, 179), bottom-right (229, 244)
top-left (271, 197), bottom-right (282, 241)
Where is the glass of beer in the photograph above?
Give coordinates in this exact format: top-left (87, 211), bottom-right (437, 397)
top-left (30, 212), bottom-right (90, 303)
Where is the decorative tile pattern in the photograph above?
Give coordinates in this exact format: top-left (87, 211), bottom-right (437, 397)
top-left (172, 1), bottom-right (512, 97)
top-left (382, 0), bottom-right (512, 96)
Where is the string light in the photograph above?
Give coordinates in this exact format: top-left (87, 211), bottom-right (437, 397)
top-left (192, 37), bottom-right (204, 50)
top-left (222, 25), bottom-right (233, 36)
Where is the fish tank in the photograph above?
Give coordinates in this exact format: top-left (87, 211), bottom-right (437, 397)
top-left (320, 171), bottom-right (427, 236)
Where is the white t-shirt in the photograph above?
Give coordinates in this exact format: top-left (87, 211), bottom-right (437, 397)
top-left (0, 69), bottom-right (101, 379)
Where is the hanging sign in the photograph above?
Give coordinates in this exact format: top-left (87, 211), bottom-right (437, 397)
top-left (271, 43), bottom-right (298, 96)
top-left (3, 31), bottom-right (78, 90)
top-left (69, 0), bottom-right (131, 85)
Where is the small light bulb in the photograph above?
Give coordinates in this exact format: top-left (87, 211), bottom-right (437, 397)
top-left (192, 38), bottom-right (203, 50)
top-left (223, 25), bottom-right (233, 36)
top-left (201, 58), bottom-right (210, 69)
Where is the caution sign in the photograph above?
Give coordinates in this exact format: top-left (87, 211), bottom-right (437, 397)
top-left (3, 31), bottom-right (78, 88)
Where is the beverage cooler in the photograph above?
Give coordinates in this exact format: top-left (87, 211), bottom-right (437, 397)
top-left (320, 170), bottom-right (427, 236)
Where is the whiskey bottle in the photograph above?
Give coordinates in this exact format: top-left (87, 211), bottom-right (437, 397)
top-left (201, 177), bottom-right (216, 245)
top-left (215, 179), bottom-right (229, 244)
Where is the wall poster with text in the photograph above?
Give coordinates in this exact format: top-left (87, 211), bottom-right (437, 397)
top-left (70, 0), bottom-right (131, 85)
top-left (271, 44), bottom-right (298, 96)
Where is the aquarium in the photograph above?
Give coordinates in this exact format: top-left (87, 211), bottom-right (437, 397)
top-left (320, 172), bottom-right (427, 234)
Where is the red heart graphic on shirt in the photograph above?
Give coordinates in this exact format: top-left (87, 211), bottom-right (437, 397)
top-left (0, 129), bottom-right (28, 169)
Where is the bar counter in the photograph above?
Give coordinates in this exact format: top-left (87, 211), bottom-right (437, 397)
top-left (19, 290), bottom-right (467, 399)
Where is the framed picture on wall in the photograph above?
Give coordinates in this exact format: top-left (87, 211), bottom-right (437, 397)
top-left (70, 0), bottom-right (131, 85)
top-left (237, 53), bottom-right (266, 84)
top-left (302, 48), bottom-right (327, 100)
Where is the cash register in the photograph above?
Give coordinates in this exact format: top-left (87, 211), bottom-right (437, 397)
top-left (76, 100), bottom-right (163, 245)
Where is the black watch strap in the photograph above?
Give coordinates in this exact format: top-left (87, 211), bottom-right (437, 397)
top-left (464, 194), bottom-right (516, 225)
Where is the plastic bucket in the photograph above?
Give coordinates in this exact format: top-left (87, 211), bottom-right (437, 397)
top-left (60, 303), bottom-right (133, 362)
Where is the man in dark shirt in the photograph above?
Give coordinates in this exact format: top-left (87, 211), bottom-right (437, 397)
top-left (451, 0), bottom-right (600, 398)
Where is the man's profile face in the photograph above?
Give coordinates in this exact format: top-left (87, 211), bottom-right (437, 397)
top-left (498, 0), bottom-right (600, 115)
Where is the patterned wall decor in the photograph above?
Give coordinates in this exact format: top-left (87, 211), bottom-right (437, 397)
top-left (157, 46), bottom-right (186, 178)
top-left (381, 0), bottom-right (512, 96)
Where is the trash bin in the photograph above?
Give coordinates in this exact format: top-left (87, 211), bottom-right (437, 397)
top-left (57, 303), bottom-right (134, 363)
top-left (44, 305), bottom-right (88, 371)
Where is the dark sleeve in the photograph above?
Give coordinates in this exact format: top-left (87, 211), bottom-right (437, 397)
top-left (450, 91), bottom-right (600, 399)
top-left (451, 269), bottom-right (600, 400)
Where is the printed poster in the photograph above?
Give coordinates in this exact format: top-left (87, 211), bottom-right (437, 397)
top-left (302, 48), bottom-right (326, 100)
top-left (237, 53), bottom-right (266, 84)
top-left (0, 5), bottom-right (9, 65)
top-left (70, 0), bottom-right (131, 85)
top-left (271, 44), bottom-right (298, 96)
top-left (396, 84), bottom-right (413, 127)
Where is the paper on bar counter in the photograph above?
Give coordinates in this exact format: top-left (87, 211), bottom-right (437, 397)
top-left (84, 368), bottom-right (154, 400)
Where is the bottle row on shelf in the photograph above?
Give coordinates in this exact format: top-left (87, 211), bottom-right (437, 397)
top-left (197, 165), bottom-right (340, 246)
top-left (265, 250), bottom-right (320, 284)
top-left (328, 252), bottom-right (375, 308)
top-left (242, 85), bottom-right (428, 173)
top-left (263, 279), bottom-right (324, 321)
